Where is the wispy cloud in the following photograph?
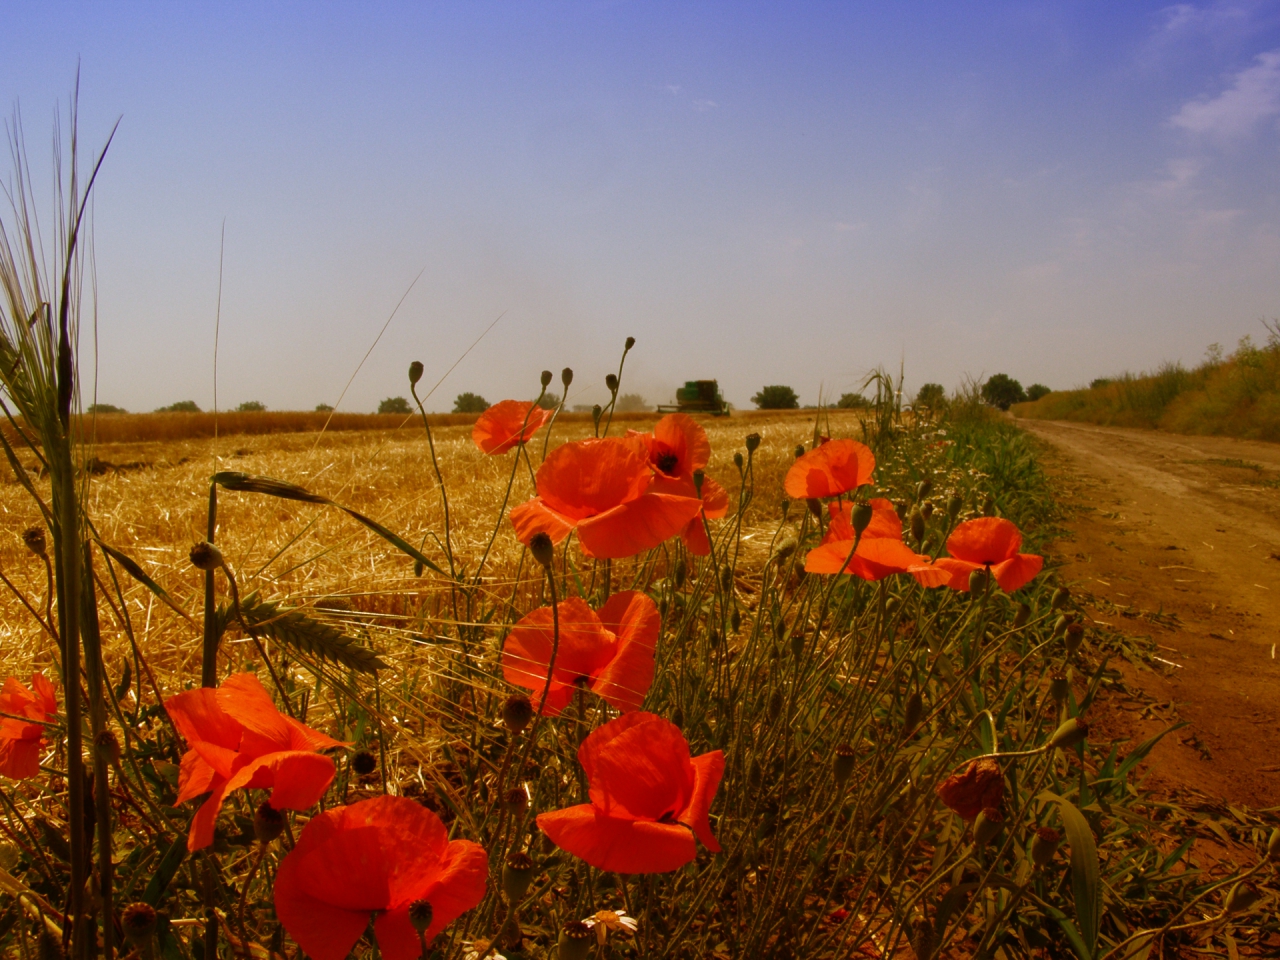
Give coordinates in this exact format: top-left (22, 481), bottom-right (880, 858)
top-left (691, 99), bottom-right (718, 112)
top-left (1171, 48), bottom-right (1280, 137)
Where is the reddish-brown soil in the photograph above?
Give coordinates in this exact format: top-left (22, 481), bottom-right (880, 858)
top-left (1021, 419), bottom-right (1280, 812)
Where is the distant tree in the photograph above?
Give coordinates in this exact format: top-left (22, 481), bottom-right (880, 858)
top-left (914, 383), bottom-right (946, 410)
top-left (236, 400), bottom-right (266, 412)
top-left (377, 396), bottom-right (412, 415)
top-left (537, 393), bottom-right (561, 411)
top-left (836, 392), bottom-right (870, 409)
top-left (615, 393), bottom-right (649, 413)
top-left (88, 403), bottom-right (126, 414)
top-left (980, 374), bottom-right (1026, 411)
top-left (452, 392), bottom-right (489, 413)
top-left (751, 385), bottom-right (799, 410)
top-left (314, 403), bottom-right (334, 412)
top-left (156, 400), bottom-right (201, 413)
top-left (1025, 383), bottom-right (1051, 402)
top-left (1089, 378), bottom-right (1112, 390)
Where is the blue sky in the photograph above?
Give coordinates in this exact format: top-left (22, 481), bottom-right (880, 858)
top-left (2, 1), bottom-right (1279, 412)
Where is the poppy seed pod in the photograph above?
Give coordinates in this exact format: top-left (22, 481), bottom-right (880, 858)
top-left (1269, 827), bottom-right (1280, 862)
top-left (1051, 586), bottom-right (1071, 610)
top-left (606, 373), bottom-right (619, 393)
top-left (1065, 622), bottom-right (1085, 656)
top-left (1049, 675), bottom-right (1069, 704)
top-left (1030, 826), bottom-right (1060, 867)
top-left (188, 541), bottom-right (223, 571)
top-left (504, 786), bottom-right (529, 817)
top-left (851, 502), bottom-right (873, 536)
top-left (982, 495), bottom-right (996, 516)
top-left (1224, 881), bottom-right (1262, 915)
top-left (911, 919), bottom-right (935, 960)
top-left (733, 451), bottom-right (744, 470)
top-left (910, 508), bottom-right (925, 545)
top-left (529, 531), bottom-right (555, 570)
top-left (833, 743), bottom-right (856, 784)
top-left (408, 361), bottom-right (424, 386)
top-left (502, 850), bottom-right (537, 903)
top-left (541, 370), bottom-right (553, 389)
top-left (1049, 716), bottom-right (1088, 750)
top-left (916, 478), bottom-right (933, 501)
top-left (21, 527), bottom-right (46, 557)
top-left (894, 501), bottom-right (909, 523)
top-left (254, 801), bottom-right (286, 844)
top-left (1013, 602), bottom-right (1031, 628)
top-left (947, 493), bottom-right (963, 521)
top-left (807, 497), bottom-right (823, 519)
top-left (968, 568), bottom-right (990, 594)
top-left (768, 689), bottom-right (783, 721)
top-left (921, 502), bottom-right (934, 521)
top-left (903, 692), bottom-right (923, 737)
top-left (408, 898), bottom-right (434, 935)
top-left (745, 433), bottom-right (761, 453)
top-left (592, 404), bottom-right (603, 427)
top-left (779, 499), bottom-right (791, 519)
top-left (973, 807), bottom-right (1004, 848)
top-left (694, 469), bottom-right (705, 496)
top-left (794, 444), bottom-right (806, 459)
top-left (561, 367), bottom-right (573, 389)
top-left (121, 903), bottom-right (157, 946)
top-left (671, 707), bottom-right (685, 729)
top-left (731, 609), bottom-right (742, 632)
top-left (721, 567), bottom-right (733, 592)
top-left (351, 750), bottom-right (377, 776)
top-left (674, 562), bottom-right (687, 589)
top-left (559, 921), bottom-right (595, 960)
top-left (503, 694), bottom-right (534, 735)
top-left (625, 336), bottom-right (636, 350)
top-left (790, 631), bottom-right (805, 659)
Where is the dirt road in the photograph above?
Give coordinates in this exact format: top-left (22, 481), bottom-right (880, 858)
top-left (1019, 419), bottom-right (1280, 809)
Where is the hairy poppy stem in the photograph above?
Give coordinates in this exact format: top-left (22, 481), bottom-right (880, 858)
top-left (409, 383), bottom-right (457, 581)
top-left (473, 387), bottom-right (545, 587)
top-left (237, 843), bottom-right (267, 955)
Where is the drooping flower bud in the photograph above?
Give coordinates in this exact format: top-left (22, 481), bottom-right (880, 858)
top-left (351, 750), bottom-right (377, 776)
top-left (624, 336), bottom-right (636, 350)
top-left (121, 903), bottom-right (158, 946)
top-left (916, 478), bottom-right (933, 501)
top-left (745, 433), bottom-right (761, 453)
top-left (920, 502), bottom-right (934, 521)
top-left (188, 541), bottom-right (224, 571)
top-left (529, 531), bottom-right (555, 569)
top-left (408, 899), bottom-right (434, 935)
top-left (503, 850), bottom-right (537, 903)
top-left (1049, 674), bottom-right (1069, 704)
top-left (1030, 826), bottom-right (1060, 867)
top-left (408, 361), bottom-right (424, 386)
top-left (503, 694), bottom-right (534, 735)
top-left (973, 807), bottom-right (1004, 848)
top-left (1269, 827), bottom-right (1280, 862)
top-left (806, 498), bottom-right (822, 519)
top-left (768, 689), bottom-right (783, 721)
top-left (911, 919), bottom-right (935, 960)
top-left (561, 367), bottom-right (574, 389)
top-left (1065, 622), bottom-right (1084, 656)
top-left (605, 373), bottom-right (618, 393)
top-left (1051, 586), bottom-right (1070, 610)
top-left (851, 502), bottom-right (873, 536)
top-left (1049, 717), bottom-right (1088, 750)
top-left (947, 493), bottom-right (963, 521)
top-left (1224, 881), bottom-right (1262, 915)
top-left (902, 692), bottom-right (923, 737)
top-left (22, 527), bottom-right (46, 558)
top-left (1052, 614), bottom-right (1071, 637)
top-left (253, 801), bottom-right (285, 843)
top-left (731, 608), bottom-right (742, 632)
top-left (910, 508), bottom-right (925, 545)
top-left (733, 451), bottom-right (744, 470)
top-left (1013, 602), bottom-right (1031, 628)
top-left (559, 921), bottom-right (595, 960)
top-left (833, 743), bottom-right (856, 784)
top-left (895, 501), bottom-right (909, 523)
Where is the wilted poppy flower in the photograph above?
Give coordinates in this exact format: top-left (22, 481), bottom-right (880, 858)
top-left (628, 414), bottom-right (729, 556)
top-left (166, 672), bottom-right (344, 851)
top-left (472, 400), bottom-right (555, 456)
top-left (536, 712), bottom-right (723, 873)
top-left (509, 437), bottom-right (703, 559)
top-left (923, 517), bottom-right (1043, 593)
top-left (936, 757), bottom-right (1004, 820)
top-left (503, 591), bottom-right (658, 715)
top-left (804, 498), bottom-right (934, 581)
top-left (0, 673), bottom-right (57, 780)
top-left (784, 439), bottom-right (875, 500)
top-left (274, 795), bottom-right (487, 960)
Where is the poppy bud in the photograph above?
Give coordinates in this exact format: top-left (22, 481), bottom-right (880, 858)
top-left (834, 743), bottom-right (856, 784)
top-left (1224, 881), bottom-right (1262, 915)
top-left (503, 694), bottom-right (534, 734)
top-left (1013, 602), bottom-right (1031, 628)
top-left (708, 628), bottom-right (721, 649)
top-left (916, 478), bottom-right (933, 501)
top-left (22, 527), bottom-right (46, 557)
top-left (768, 689), bottom-right (783, 721)
top-left (95, 730), bottom-right (120, 766)
top-left (351, 750), bottom-right (377, 776)
top-left (982, 495), bottom-right (996, 516)
top-left (592, 404), bottom-right (603, 428)
top-left (408, 361), bottom-right (424, 386)
top-left (503, 850), bottom-right (537, 903)
top-left (1269, 827), bottom-right (1280, 862)
top-left (745, 433), bottom-right (761, 453)
top-left (671, 706), bottom-right (684, 729)
top-left (189, 541), bottom-right (223, 571)
top-left (720, 567), bottom-right (732, 592)
top-left (1049, 674), bottom-right (1069, 704)
top-left (794, 444), bottom-right (805, 459)
top-left (790, 631), bottom-right (805, 659)
top-left (731, 609), bottom-right (742, 632)
top-left (921, 502), bottom-right (934, 521)
top-left (694, 469), bottom-right (705, 496)
top-left (541, 370), bottom-right (553, 389)
top-left (850, 502), bottom-right (873, 537)
top-left (895, 501), bottom-right (909, 523)
top-left (1065, 622), bottom-right (1084, 656)
top-left (624, 336), bottom-right (636, 350)
top-left (910, 508), bottom-right (925, 545)
top-left (408, 899), bottom-right (434, 935)
top-left (911, 919), bottom-right (935, 960)
top-left (806, 498), bottom-right (822, 519)
top-left (561, 367), bottom-right (573, 389)
top-left (886, 596), bottom-right (901, 617)
top-left (254, 801), bottom-right (285, 843)
top-left (1051, 586), bottom-right (1070, 610)
top-left (122, 903), bottom-right (157, 946)
top-left (947, 494), bottom-right (963, 521)
top-left (902, 692), bottom-right (923, 737)
top-left (780, 498), bottom-right (791, 519)
top-left (529, 532), bottom-right (555, 570)
top-left (968, 569), bottom-right (990, 594)
top-left (559, 921), bottom-right (595, 960)
top-left (1052, 614), bottom-right (1070, 637)
top-left (1049, 717), bottom-right (1088, 750)
top-left (605, 373), bottom-right (618, 393)
top-left (1030, 826), bottom-right (1060, 867)
top-left (674, 562), bottom-right (686, 589)
top-left (733, 451), bottom-right (744, 470)
top-left (973, 807), bottom-right (1004, 848)
top-left (504, 786), bottom-right (529, 817)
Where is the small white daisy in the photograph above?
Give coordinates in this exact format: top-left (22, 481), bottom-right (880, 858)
top-left (582, 909), bottom-right (639, 946)
top-left (461, 939), bottom-right (506, 960)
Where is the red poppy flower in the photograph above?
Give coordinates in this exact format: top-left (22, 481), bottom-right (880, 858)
top-left (536, 712), bottom-right (723, 874)
top-left (166, 672), bottom-right (345, 851)
top-left (472, 400), bottom-right (555, 455)
top-left (509, 437), bottom-right (703, 559)
top-left (274, 795), bottom-right (487, 960)
top-left (504, 591), bottom-right (658, 715)
top-left (923, 517), bottom-right (1043, 593)
top-left (0, 673), bottom-right (57, 780)
top-left (936, 757), bottom-right (1004, 820)
top-left (803, 498), bottom-right (934, 581)
top-left (784, 439), bottom-right (875, 500)
top-left (628, 414), bottom-right (730, 556)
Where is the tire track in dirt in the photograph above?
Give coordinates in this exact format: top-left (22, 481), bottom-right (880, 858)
top-left (1020, 419), bottom-right (1280, 809)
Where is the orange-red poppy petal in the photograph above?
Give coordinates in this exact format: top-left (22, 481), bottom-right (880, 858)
top-left (503, 598), bottom-right (612, 716)
top-left (510, 498), bottom-right (575, 547)
top-left (216, 672), bottom-right (294, 751)
top-left (652, 413), bottom-right (711, 477)
top-left (586, 715), bottom-right (690, 822)
top-left (946, 517), bottom-right (1022, 565)
top-left (682, 750), bottom-right (725, 853)
top-left (576, 493), bottom-right (703, 559)
top-left (992, 553), bottom-right (1044, 593)
top-left (0, 734), bottom-right (43, 779)
top-left (592, 592), bottom-right (658, 712)
top-left (536, 805), bottom-right (698, 874)
top-left (537, 438), bottom-right (652, 521)
top-left (274, 828), bottom-right (382, 960)
top-left (924, 557), bottom-right (981, 590)
top-left (176, 749), bottom-right (219, 803)
top-left (374, 839), bottom-right (488, 956)
top-left (700, 475), bottom-right (730, 520)
top-left (909, 562), bottom-right (952, 589)
top-left (472, 400), bottom-right (554, 456)
top-left (165, 687), bottom-right (241, 752)
top-left (784, 439), bottom-right (875, 499)
top-left (681, 515), bottom-right (711, 556)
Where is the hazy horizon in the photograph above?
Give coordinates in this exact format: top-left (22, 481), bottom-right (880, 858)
top-left (3, 2), bottom-right (1279, 413)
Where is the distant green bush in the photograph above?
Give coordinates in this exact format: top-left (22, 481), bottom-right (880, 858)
top-left (315, 403), bottom-right (334, 412)
top-left (236, 401), bottom-right (266, 412)
top-left (981, 374), bottom-right (1026, 411)
top-left (377, 397), bottom-right (412, 415)
top-left (1025, 383), bottom-right (1051, 402)
top-left (156, 400), bottom-right (200, 413)
top-left (88, 403), bottom-right (127, 414)
top-left (452, 392), bottom-right (489, 413)
top-left (914, 383), bottom-right (946, 410)
top-left (752, 385), bottom-right (799, 409)
top-left (837, 392), bottom-right (870, 409)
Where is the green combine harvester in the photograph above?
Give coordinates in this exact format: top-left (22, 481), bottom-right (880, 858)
top-left (658, 380), bottom-right (730, 416)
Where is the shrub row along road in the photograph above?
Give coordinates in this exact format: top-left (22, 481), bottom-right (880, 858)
top-left (1020, 418), bottom-right (1280, 809)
